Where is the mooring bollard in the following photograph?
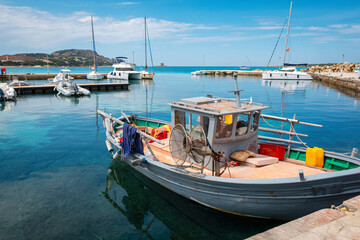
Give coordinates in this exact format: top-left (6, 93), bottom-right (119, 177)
top-left (351, 148), bottom-right (359, 157)
top-left (340, 69), bottom-right (343, 77)
top-left (328, 69), bottom-right (331, 75)
top-left (358, 70), bottom-right (360, 79)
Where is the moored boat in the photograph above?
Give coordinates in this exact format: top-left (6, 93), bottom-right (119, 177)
top-left (107, 57), bottom-right (141, 80)
top-left (51, 68), bottom-right (74, 83)
top-left (262, 1), bottom-right (312, 81)
top-left (55, 80), bottom-right (90, 97)
top-left (141, 17), bottom-right (155, 80)
top-left (0, 83), bottom-right (16, 101)
top-left (87, 16), bottom-right (104, 81)
top-left (98, 79), bottom-right (360, 220)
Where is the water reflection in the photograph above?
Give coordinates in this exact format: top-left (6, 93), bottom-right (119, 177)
top-left (104, 158), bottom-right (283, 240)
top-left (261, 80), bottom-right (311, 92)
top-left (55, 94), bottom-right (91, 105)
top-left (0, 100), bottom-right (16, 111)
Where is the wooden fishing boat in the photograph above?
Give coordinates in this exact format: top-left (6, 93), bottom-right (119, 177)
top-left (98, 80), bottom-right (360, 220)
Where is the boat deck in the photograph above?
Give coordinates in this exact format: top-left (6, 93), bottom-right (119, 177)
top-left (144, 138), bottom-right (327, 179)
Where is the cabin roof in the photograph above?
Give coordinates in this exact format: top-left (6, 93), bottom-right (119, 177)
top-left (169, 96), bottom-right (268, 116)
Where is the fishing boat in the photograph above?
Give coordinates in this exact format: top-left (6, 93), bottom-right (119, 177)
top-left (87, 16), bottom-right (104, 80)
top-left (51, 68), bottom-right (74, 83)
top-left (98, 78), bottom-right (360, 220)
top-left (141, 17), bottom-right (155, 80)
top-left (262, 2), bottom-right (312, 80)
top-left (107, 57), bottom-right (142, 80)
top-left (55, 80), bottom-right (90, 97)
top-left (0, 83), bottom-right (16, 101)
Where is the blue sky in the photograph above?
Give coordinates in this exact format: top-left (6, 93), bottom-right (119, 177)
top-left (0, 0), bottom-right (359, 66)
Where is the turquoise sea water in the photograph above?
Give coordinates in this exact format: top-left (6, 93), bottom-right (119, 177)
top-left (1, 67), bottom-right (360, 239)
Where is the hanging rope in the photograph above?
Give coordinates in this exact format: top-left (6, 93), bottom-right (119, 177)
top-left (261, 115), bottom-right (289, 129)
top-left (266, 18), bottom-right (288, 68)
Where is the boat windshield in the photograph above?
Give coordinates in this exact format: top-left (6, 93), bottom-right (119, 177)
top-left (115, 68), bottom-right (134, 71)
top-left (215, 115), bottom-right (234, 139)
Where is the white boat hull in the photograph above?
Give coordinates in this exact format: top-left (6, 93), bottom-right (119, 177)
top-left (262, 71), bottom-right (312, 80)
top-left (107, 71), bottom-right (129, 80)
top-left (0, 84), bottom-right (16, 101)
top-left (87, 71), bottom-right (104, 80)
top-left (55, 81), bottom-right (91, 97)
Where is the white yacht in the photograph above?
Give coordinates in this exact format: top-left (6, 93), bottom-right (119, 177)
top-left (87, 16), bottom-right (104, 80)
top-left (262, 66), bottom-right (312, 80)
top-left (262, 2), bottom-right (312, 81)
top-left (107, 57), bottom-right (141, 80)
top-left (52, 69), bottom-right (74, 83)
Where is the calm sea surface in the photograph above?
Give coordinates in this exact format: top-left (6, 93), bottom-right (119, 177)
top-left (1, 66), bottom-right (360, 239)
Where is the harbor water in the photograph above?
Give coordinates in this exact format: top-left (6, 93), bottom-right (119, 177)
top-left (1, 67), bottom-right (360, 239)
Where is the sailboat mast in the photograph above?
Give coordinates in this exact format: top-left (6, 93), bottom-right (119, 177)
top-left (283, 1), bottom-right (293, 67)
top-left (91, 15), bottom-right (97, 72)
top-left (144, 17), bottom-right (148, 72)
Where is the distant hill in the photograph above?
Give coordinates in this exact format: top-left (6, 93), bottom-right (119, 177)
top-left (7, 49), bottom-right (113, 66)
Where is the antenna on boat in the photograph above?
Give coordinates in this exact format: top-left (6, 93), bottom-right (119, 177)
top-left (228, 73), bottom-right (243, 107)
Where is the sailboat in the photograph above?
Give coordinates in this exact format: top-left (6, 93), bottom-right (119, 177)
top-left (191, 55), bottom-right (206, 76)
top-left (141, 17), bottom-right (155, 80)
top-left (262, 2), bottom-right (312, 80)
top-left (87, 16), bottom-right (104, 80)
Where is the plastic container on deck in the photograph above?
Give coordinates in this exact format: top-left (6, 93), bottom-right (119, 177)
top-left (259, 143), bottom-right (287, 160)
top-left (306, 147), bottom-right (324, 167)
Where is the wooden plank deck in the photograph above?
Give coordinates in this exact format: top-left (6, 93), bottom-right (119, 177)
top-left (144, 137), bottom-right (327, 179)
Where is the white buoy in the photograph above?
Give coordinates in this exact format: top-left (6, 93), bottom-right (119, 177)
top-left (105, 140), bottom-right (113, 153)
top-left (113, 151), bottom-right (121, 160)
top-left (105, 118), bottom-right (115, 135)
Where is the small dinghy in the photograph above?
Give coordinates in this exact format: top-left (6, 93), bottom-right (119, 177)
top-left (51, 69), bottom-right (74, 83)
top-left (0, 83), bottom-right (17, 101)
top-left (98, 78), bottom-right (360, 220)
top-left (55, 80), bottom-right (90, 97)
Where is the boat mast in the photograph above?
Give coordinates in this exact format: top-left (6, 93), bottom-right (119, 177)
top-left (144, 17), bottom-right (148, 72)
top-left (91, 15), bottom-right (97, 73)
top-left (283, 1), bottom-right (293, 67)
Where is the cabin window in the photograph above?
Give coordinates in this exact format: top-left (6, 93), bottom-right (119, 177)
top-left (236, 113), bottom-right (250, 136)
top-left (297, 75), bottom-right (299, 78)
top-left (250, 111), bottom-right (260, 132)
top-left (215, 115), bottom-right (233, 139)
top-left (174, 110), bottom-right (186, 127)
top-left (191, 113), bottom-right (210, 136)
top-left (270, 73), bottom-right (272, 77)
top-left (285, 73), bottom-right (287, 76)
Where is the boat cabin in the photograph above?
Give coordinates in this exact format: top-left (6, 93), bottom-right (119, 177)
top-left (169, 96), bottom-right (268, 170)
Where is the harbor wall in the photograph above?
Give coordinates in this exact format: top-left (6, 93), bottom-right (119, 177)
top-left (193, 70), bottom-right (263, 77)
top-left (310, 72), bottom-right (360, 92)
top-left (0, 73), bottom-right (108, 80)
top-left (247, 195), bottom-right (360, 240)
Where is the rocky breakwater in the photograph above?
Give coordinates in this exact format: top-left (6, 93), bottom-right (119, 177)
top-left (309, 62), bottom-right (360, 73)
top-left (309, 62), bottom-right (360, 93)
top-left (198, 70), bottom-right (263, 77)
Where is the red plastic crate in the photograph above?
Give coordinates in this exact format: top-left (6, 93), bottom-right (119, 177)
top-left (259, 143), bottom-right (287, 160)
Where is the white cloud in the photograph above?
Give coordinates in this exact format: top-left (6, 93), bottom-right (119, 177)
top-left (0, 4), bottom-right (217, 51)
top-left (118, 2), bottom-right (140, 5)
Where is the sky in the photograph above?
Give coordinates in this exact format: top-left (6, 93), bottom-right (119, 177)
top-left (0, 0), bottom-right (359, 66)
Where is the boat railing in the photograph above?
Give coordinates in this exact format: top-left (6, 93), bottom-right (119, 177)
top-left (259, 114), bottom-right (323, 157)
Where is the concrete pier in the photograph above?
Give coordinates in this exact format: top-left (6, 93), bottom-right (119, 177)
top-left (247, 195), bottom-right (360, 240)
top-left (0, 73), bottom-right (108, 80)
top-left (311, 72), bottom-right (360, 92)
top-left (13, 82), bottom-right (129, 95)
